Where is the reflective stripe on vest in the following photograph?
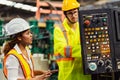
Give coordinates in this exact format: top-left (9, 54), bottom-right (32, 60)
top-left (54, 53), bottom-right (74, 62)
top-left (3, 49), bottom-right (34, 79)
top-left (64, 46), bottom-right (72, 57)
top-left (58, 24), bottom-right (72, 58)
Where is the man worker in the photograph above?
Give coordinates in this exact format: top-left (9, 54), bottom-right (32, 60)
top-left (54, 0), bottom-right (91, 80)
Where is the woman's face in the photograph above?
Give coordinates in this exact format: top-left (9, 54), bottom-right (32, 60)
top-left (19, 29), bottom-right (33, 45)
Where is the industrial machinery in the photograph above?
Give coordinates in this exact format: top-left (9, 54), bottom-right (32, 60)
top-left (79, 8), bottom-right (120, 76)
top-left (29, 19), bottom-right (58, 80)
top-left (0, 19), bottom-right (5, 46)
top-left (29, 19), bottom-right (54, 55)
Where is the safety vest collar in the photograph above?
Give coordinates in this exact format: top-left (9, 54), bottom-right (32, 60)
top-left (14, 44), bottom-right (31, 57)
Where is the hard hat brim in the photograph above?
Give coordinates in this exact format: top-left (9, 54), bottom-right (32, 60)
top-left (4, 25), bottom-right (34, 36)
top-left (4, 18), bottom-right (35, 37)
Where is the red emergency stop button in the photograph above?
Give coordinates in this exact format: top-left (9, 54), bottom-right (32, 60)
top-left (84, 20), bottom-right (90, 27)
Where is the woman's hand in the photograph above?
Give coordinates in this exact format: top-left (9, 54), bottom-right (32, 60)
top-left (43, 70), bottom-right (52, 78)
top-left (34, 74), bottom-right (47, 80)
top-left (34, 70), bottom-right (52, 80)
top-left (18, 70), bottom-right (58, 80)
top-left (32, 70), bottom-right (59, 80)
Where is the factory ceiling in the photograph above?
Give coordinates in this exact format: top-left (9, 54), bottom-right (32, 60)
top-left (0, 0), bottom-right (120, 23)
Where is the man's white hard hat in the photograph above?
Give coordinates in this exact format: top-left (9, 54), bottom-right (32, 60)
top-left (4, 18), bottom-right (33, 36)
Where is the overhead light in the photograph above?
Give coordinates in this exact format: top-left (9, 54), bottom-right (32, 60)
top-left (21, 5), bottom-right (33, 11)
top-left (5, 1), bottom-right (15, 7)
top-left (0, 0), bottom-right (37, 12)
top-left (14, 3), bottom-right (23, 9)
top-left (0, 0), bottom-right (15, 6)
top-left (30, 7), bottom-right (37, 12)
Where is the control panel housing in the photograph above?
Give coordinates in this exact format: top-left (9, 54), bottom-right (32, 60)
top-left (79, 8), bottom-right (120, 74)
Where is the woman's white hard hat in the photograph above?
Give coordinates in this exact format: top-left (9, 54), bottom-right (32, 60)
top-left (4, 18), bottom-right (33, 36)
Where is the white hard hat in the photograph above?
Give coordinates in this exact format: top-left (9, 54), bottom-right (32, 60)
top-left (4, 18), bottom-right (33, 36)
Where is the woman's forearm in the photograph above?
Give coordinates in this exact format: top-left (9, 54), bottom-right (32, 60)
top-left (34, 70), bottom-right (45, 76)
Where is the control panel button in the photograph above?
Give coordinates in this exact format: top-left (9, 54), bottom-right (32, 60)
top-left (88, 62), bottom-right (97, 71)
top-left (84, 20), bottom-right (91, 27)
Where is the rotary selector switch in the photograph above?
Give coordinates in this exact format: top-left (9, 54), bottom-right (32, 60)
top-left (105, 65), bottom-right (112, 72)
top-left (97, 60), bottom-right (104, 66)
top-left (105, 59), bottom-right (111, 65)
top-left (88, 62), bottom-right (97, 71)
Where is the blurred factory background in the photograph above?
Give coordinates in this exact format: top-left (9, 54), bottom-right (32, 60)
top-left (0, 0), bottom-right (120, 80)
top-left (0, 0), bottom-right (120, 22)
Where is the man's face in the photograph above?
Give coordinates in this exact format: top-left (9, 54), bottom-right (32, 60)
top-left (66, 8), bottom-right (78, 23)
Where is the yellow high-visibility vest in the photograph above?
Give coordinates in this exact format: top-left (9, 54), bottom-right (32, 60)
top-left (54, 18), bottom-right (91, 80)
top-left (3, 49), bottom-right (34, 79)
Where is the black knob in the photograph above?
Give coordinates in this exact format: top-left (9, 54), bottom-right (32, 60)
top-left (105, 66), bottom-right (112, 72)
top-left (97, 60), bottom-right (104, 66)
top-left (105, 59), bottom-right (111, 65)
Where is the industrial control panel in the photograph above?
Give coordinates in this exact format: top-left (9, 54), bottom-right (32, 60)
top-left (79, 8), bottom-right (120, 74)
